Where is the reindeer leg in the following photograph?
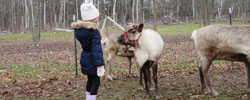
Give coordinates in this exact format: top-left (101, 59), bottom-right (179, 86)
top-left (201, 56), bottom-right (219, 96)
top-left (138, 67), bottom-right (144, 90)
top-left (135, 61), bottom-right (140, 77)
top-left (148, 67), bottom-right (154, 91)
top-left (245, 56), bottom-right (250, 92)
top-left (199, 59), bottom-right (206, 91)
top-left (147, 61), bottom-right (154, 91)
top-left (135, 57), bottom-right (144, 90)
top-left (142, 62), bottom-right (150, 98)
top-left (245, 62), bottom-right (250, 91)
top-left (106, 52), bottom-right (115, 80)
top-left (127, 57), bottom-right (132, 76)
top-left (152, 61), bottom-right (162, 99)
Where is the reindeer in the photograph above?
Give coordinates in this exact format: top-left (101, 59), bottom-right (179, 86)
top-left (192, 25), bottom-right (250, 95)
top-left (117, 24), bottom-right (164, 99)
top-left (101, 33), bottom-right (139, 80)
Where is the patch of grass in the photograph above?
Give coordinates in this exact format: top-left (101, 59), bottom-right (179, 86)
top-left (212, 60), bottom-right (232, 66)
top-left (0, 33), bottom-right (32, 40)
top-left (107, 21), bottom-right (250, 36)
top-left (0, 61), bottom-right (76, 87)
top-left (1, 21), bottom-right (249, 41)
top-left (0, 32), bottom-right (73, 41)
top-left (112, 67), bottom-right (128, 73)
top-left (154, 24), bottom-right (200, 35)
top-left (41, 32), bottom-right (73, 38)
top-left (161, 63), bottom-right (198, 68)
top-left (213, 20), bottom-right (250, 26)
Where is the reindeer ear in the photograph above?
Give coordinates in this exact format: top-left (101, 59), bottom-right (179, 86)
top-left (137, 24), bottom-right (144, 32)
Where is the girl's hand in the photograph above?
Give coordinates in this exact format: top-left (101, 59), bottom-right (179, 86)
top-left (97, 66), bottom-right (105, 77)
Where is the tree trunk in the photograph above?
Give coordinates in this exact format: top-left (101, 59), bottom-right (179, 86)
top-left (247, 0), bottom-right (250, 23)
top-left (140, 0), bottom-right (144, 24)
top-left (211, 0), bottom-right (215, 19)
top-left (31, 0), bottom-right (41, 46)
top-left (153, 0), bottom-right (157, 31)
top-left (218, 0), bottom-right (225, 19)
top-left (192, 0), bottom-right (195, 19)
top-left (30, 0), bottom-right (35, 28)
top-left (63, 0), bottom-right (66, 28)
top-left (44, 0), bottom-right (46, 30)
top-left (112, 0), bottom-right (117, 21)
top-left (26, 0), bottom-right (32, 32)
top-left (59, 0), bottom-right (64, 27)
top-left (76, 0), bottom-right (79, 20)
top-left (11, 1), bottom-right (15, 33)
top-left (132, 0), bottom-right (135, 23)
top-left (200, 0), bottom-right (210, 27)
top-left (123, 0), bottom-right (127, 26)
top-left (136, 0), bottom-right (139, 24)
top-left (99, 0), bottom-right (104, 24)
top-left (38, 0), bottom-right (41, 45)
top-left (176, 0), bottom-right (180, 21)
top-left (238, 7), bottom-right (240, 18)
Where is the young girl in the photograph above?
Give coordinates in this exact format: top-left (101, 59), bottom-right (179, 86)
top-left (71, 3), bottom-right (105, 100)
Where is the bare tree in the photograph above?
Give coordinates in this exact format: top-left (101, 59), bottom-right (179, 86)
top-left (44, 0), bottom-right (47, 29)
top-left (30, 0), bottom-right (35, 28)
top-left (176, 0), bottom-right (180, 21)
top-left (29, 0), bottom-right (41, 46)
top-left (136, 0), bottom-right (139, 24)
top-left (112, 0), bottom-right (117, 21)
top-left (192, 0), bottom-right (196, 19)
top-left (218, 0), bottom-right (225, 19)
top-left (63, 0), bottom-right (66, 28)
top-left (59, 0), bottom-right (64, 27)
top-left (200, 0), bottom-right (210, 27)
top-left (123, 0), bottom-right (128, 26)
top-left (247, 0), bottom-right (250, 23)
top-left (0, 0), bottom-right (250, 33)
top-left (139, 0), bottom-right (144, 24)
top-left (153, 0), bottom-right (157, 31)
top-left (99, 0), bottom-right (105, 24)
top-left (24, 0), bottom-right (29, 31)
top-left (75, 0), bottom-right (78, 20)
top-left (132, 0), bottom-right (135, 23)
top-left (26, 0), bottom-right (32, 31)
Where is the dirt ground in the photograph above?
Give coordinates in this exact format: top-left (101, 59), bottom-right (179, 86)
top-left (0, 35), bottom-right (250, 100)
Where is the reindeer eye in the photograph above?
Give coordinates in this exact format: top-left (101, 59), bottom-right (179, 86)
top-left (129, 30), bottom-right (136, 34)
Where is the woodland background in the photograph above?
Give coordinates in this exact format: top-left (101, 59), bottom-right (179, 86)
top-left (0, 0), bottom-right (250, 34)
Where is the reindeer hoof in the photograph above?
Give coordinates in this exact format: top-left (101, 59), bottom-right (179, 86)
top-left (155, 93), bottom-right (163, 99)
top-left (143, 93), bottom-right (151, 98)
top-left (212, 91), bottom-right (219, 96)
top-left (136, 74), bottom-right (140, 78)
top-left (106, 76), bottom-right (113, 81)
top-left (201, 88), bottom-right (209, 94)
top-left (111, 74), bottom-right (117, 79)
top-left (150, 87), bottom-right (155, 91)
top-left (127, 74), bottom-right (133, 77)
top-left (138, 86), bottom-right (144, 90)
top-left (247, 89), bottom-right (250, 93)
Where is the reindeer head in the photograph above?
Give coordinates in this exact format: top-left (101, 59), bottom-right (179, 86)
top-left (117, 24), bottom-right (144, 46)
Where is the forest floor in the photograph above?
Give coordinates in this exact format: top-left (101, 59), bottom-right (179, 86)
top-left (1, 33), bottom-right (250, 100)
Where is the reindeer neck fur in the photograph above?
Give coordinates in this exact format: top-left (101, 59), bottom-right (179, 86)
top-left (134, 29), bottom-right (164, 67)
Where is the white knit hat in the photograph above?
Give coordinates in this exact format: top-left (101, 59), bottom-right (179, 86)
top-left (80, 3), bottom-right (99, 21)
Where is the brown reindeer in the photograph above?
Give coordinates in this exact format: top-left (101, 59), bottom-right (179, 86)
top-left (192, 25), bottom-right (250, 95)
top-left (101, 33), bottom-right (139, 80)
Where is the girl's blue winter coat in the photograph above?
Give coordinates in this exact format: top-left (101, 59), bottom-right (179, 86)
top-left (71, 21), bottom-right (105, 76)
